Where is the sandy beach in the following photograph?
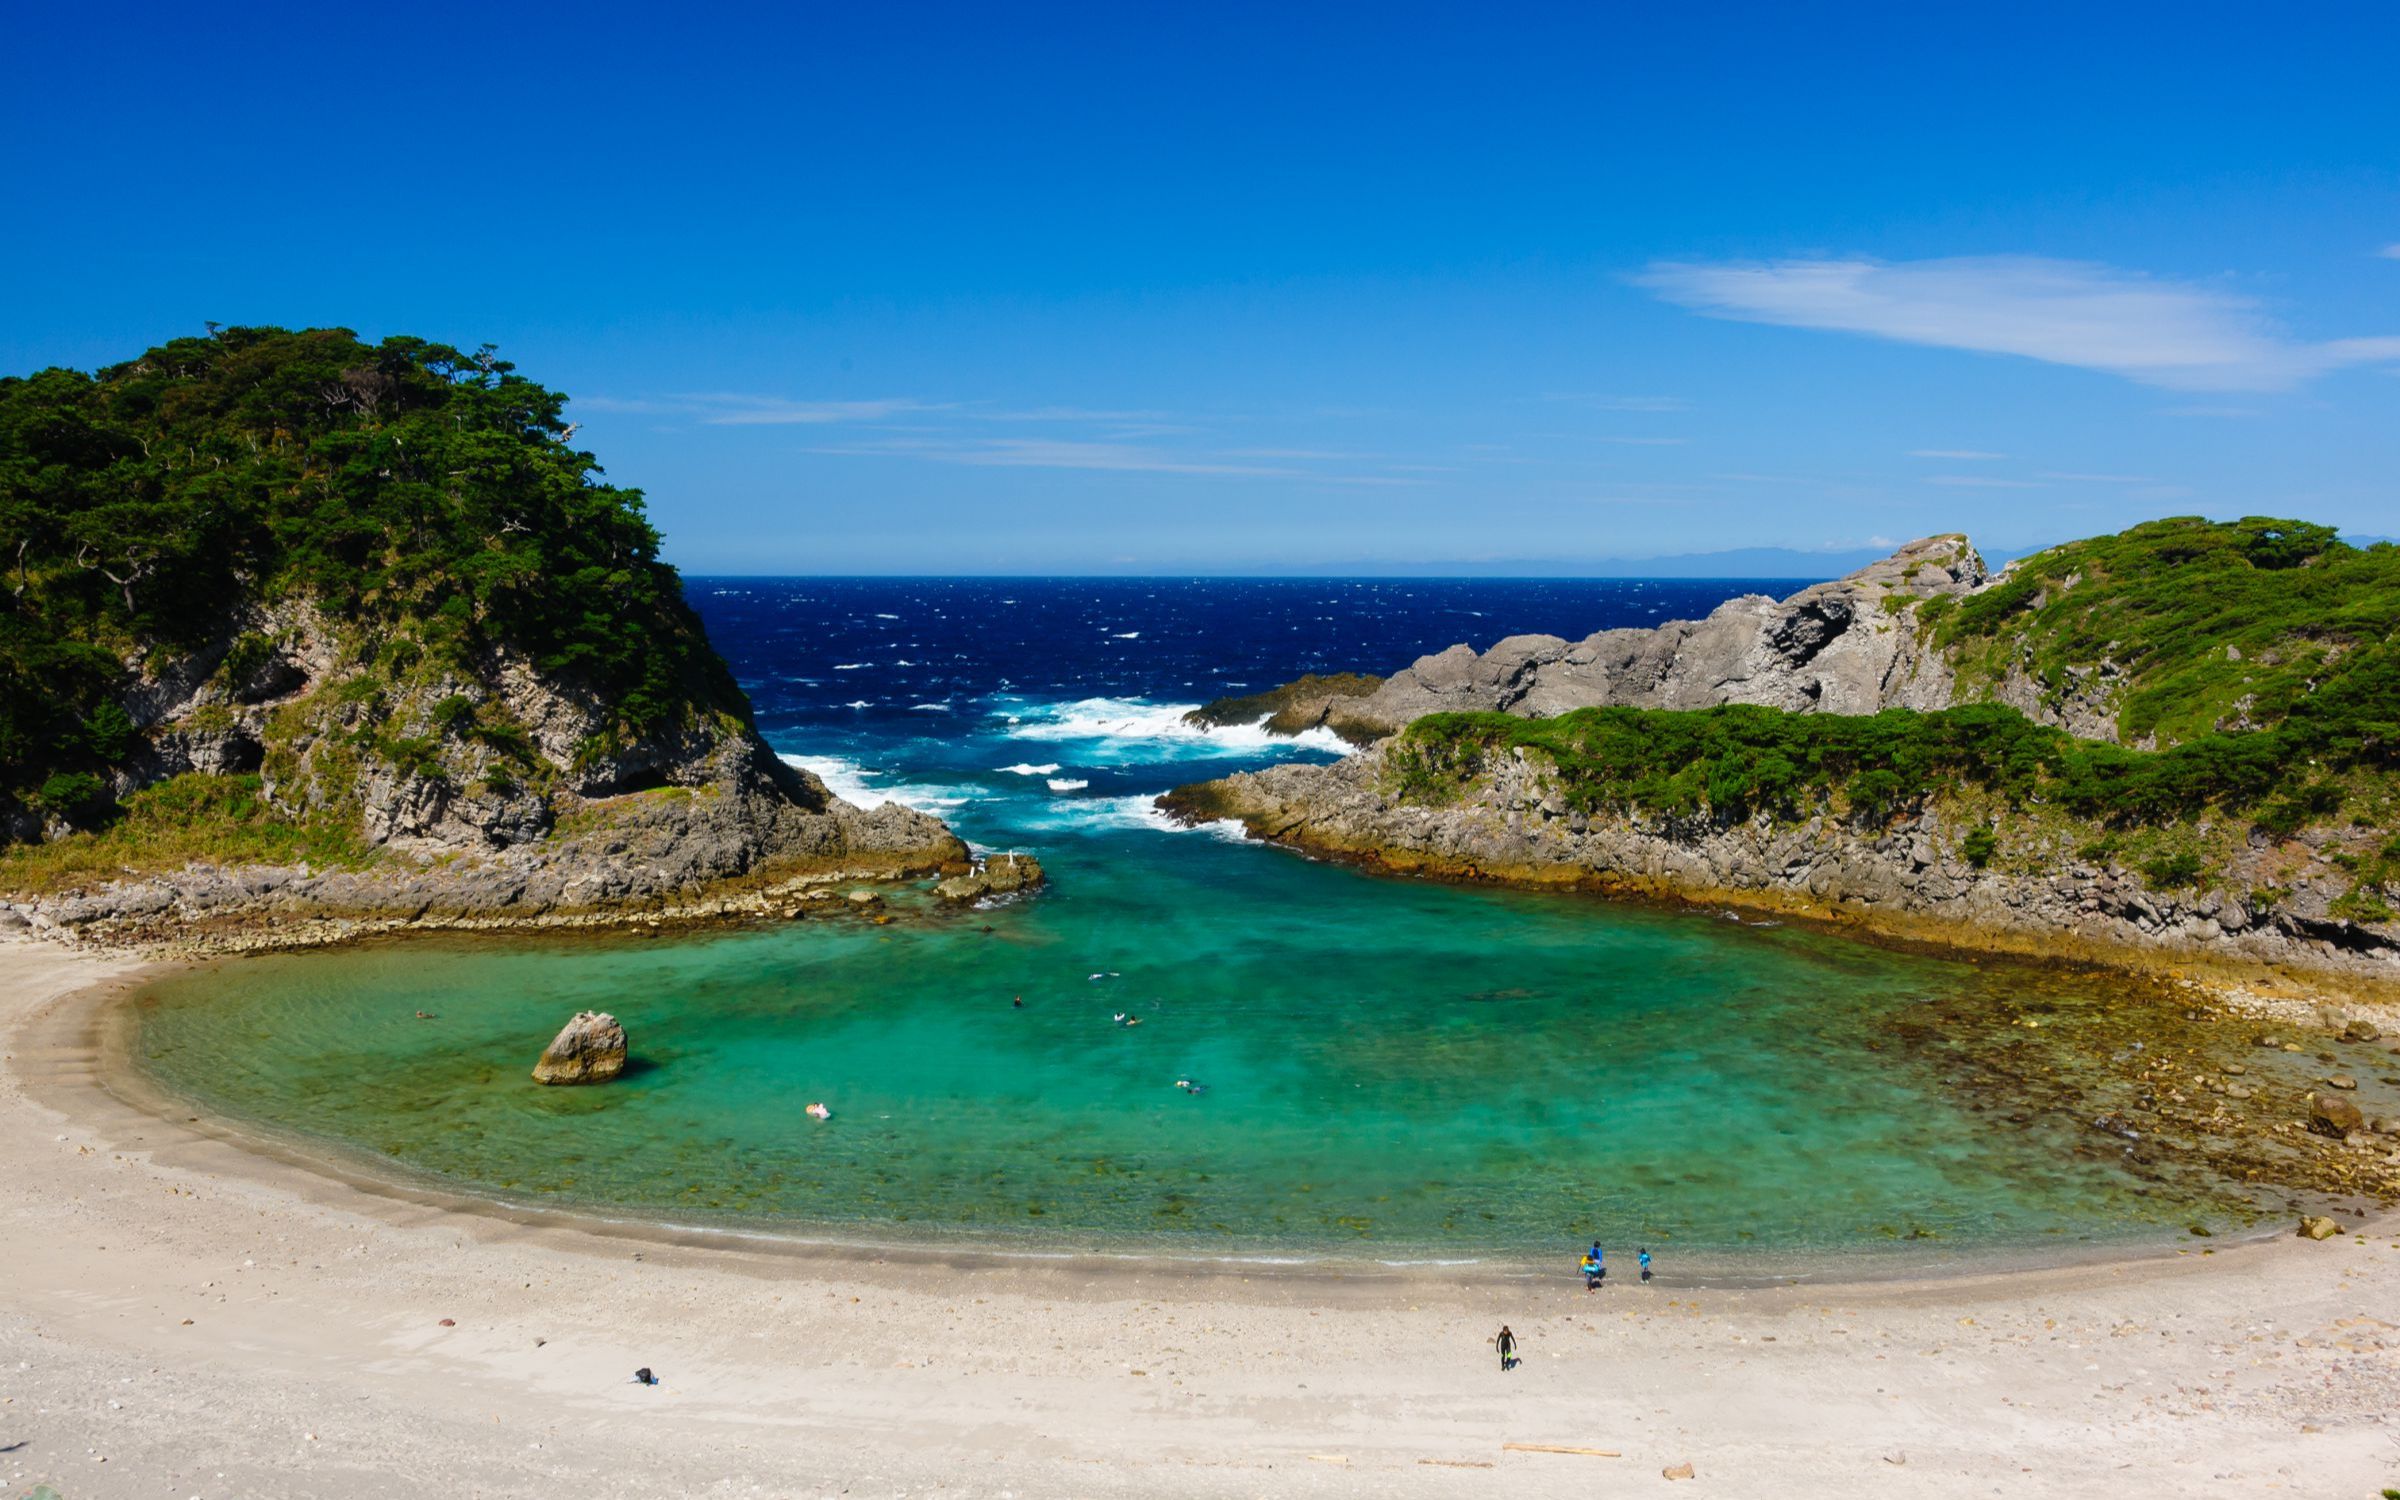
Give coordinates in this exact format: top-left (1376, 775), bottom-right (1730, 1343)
top-left (4, 939), bottom-right (2396, 1499)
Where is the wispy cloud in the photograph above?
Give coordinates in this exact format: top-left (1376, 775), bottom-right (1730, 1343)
top-left (815, 437), bottom-right (1298, 476)
top-left (1593, 435), bottom-right (1691, 446)
top-left (961, 406), bottom-right (1178, 423)
top-left (2037, 470), bottom-right (2157, 484)
top-left (1634, 255), bottom-right (2400, 391)
top-left (1910, 448), bottom-right (2006, 460)
top-left (1541, 393), bottom-right (1691, 413)
top-left (1926, 475), bottom-right (2048, 489)
top-left (2380, 243), bottom-right (2400, 261)
top-left (689, 394), bottom-right (947, 425)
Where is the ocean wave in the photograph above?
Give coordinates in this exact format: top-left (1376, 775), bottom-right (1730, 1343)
top-left (1015, 793), bottom-right (1253, 841)
top-left (1000, 697), bottom-right (1348, 760)
top-left (1111, 630), bottom-right (1141, 639)
top-left (778, 754), bottom-right (979, 814)
top-left (909, 702), bottom-right (952, 712)
top-left (999, 762), bottom-right (1062, 776)
top-left (1046, 778), bottom-right (1090, 791)
top-left (833, 662), bottom-right (871, 671)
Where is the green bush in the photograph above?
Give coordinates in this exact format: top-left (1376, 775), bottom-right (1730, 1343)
top-left (0, 326), bottom-right (753, 832)
top-left (1386, 699), bottom-right (2351, 835)
top-left (1962, 827), bottom-right (1999, 868)
top-left (2141, 852), bottom-right (2205, 891)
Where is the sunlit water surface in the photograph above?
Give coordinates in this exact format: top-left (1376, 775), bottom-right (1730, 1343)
top-left (131, 579), bottom-right (2255, 1263)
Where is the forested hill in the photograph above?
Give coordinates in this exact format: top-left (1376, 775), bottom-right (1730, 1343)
top-left (0, 327), bottom-right (959, 914)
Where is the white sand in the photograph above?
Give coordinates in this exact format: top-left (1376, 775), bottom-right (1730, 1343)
top-left (3, 939), bottom-right (2395, 1498)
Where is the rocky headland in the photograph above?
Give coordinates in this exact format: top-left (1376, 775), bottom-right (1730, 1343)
top-left (1167, 518), bottom-right (2400, 996)
top-left (0, 328), bottom-right (967, 951)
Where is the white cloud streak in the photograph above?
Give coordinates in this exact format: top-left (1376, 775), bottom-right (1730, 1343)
top-left (1910, 448), bottom-right (2006, 460)
top-left (1634, 255), bottom-right (2400, 391)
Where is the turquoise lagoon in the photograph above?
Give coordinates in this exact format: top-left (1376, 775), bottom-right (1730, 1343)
top-left (127, 580), bottom-right (2261, 1266)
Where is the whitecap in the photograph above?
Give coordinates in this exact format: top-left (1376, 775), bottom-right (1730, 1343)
top-left (1014, 793), bottom-right (1252, 841)
top-left (1111, 631), bottom-right (1141, 639)
top-left (909, 702), bottom-right (952, 713)
top-left (874, 612), bottom-right (901, 620)
top-left (998, 763), bottom-right (1062, 776)
top-left (1001, 697), bottom-right (1348, 762)
top-left (1046, 778), bottom-right (1090, 792)
top-left (778, 754), bottom-right (979, 814)
top-left (833, 662), bottom-right (871, 671)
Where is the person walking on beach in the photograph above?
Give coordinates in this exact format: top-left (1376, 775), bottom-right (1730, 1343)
top-left (1586, 1241), bottom-right (1606, 1286)
top-left (1639, 1246), bottom-right (1652, 1283)
top-left (1495, 1325), bottom-right (1517, 1371)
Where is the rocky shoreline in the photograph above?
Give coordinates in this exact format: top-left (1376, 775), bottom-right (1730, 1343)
top-left (1162, 743), bottom-right (2400, 998)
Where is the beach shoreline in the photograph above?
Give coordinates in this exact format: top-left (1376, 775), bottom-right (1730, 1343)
top-left (78, 946), bottom-right (2317, 1292)
top-left (6, 937), bottom-right (2399, 1497)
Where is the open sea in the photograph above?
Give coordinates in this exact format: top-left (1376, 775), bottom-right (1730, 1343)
top-left (128, 578), bottom-right (2268, 1269)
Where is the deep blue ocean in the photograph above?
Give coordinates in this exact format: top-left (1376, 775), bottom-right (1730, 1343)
top-left (685, 577), bottom-right (1783, 846)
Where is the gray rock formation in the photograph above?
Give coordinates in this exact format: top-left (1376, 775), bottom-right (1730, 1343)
top-left (532, 1011), bottom-right (627, 1085)
top-left (1326, 536), bottom-right (1986, 738)
top-left (7, 596), bottom-right (970, 944)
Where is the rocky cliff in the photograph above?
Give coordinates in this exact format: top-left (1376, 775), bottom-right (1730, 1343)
top-left (1252, 535), bottom-right (1986, 740)
top-left (0, 327), bottom-right (966, 945)
top-left (1166, 519), bottom-right (2400, 991)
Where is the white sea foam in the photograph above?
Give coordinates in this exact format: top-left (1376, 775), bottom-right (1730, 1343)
top-left (1046, 778), bottom-right (1090, 791)
top-left (1111, 630), bottom-right (1141, 639)
top-left (874, 612), bottom-right (901, 619)
top-left (843, 699), bottom-right (873, 709)
top-left (999, 763), bottom-right (1062, 776)
top-left (778, 754), bottom-right (978, 814)
top-left (909, 702), bottom-right (952, 712)
top-left (833, 662), bottom-right (871, 671)
top-left (1002, 697), bottom-right (1347, 761)
top-left (1016, 792), bottom-right (1252, 841)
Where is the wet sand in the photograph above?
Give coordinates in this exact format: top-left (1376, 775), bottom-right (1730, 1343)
top-left (4, 938), bottom-right (2396, 1498)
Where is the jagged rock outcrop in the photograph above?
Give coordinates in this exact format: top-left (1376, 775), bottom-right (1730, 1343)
top-left (1184, 673), bottom-right (1388, 745)
top-left (1165, 740), bottom-right (2400, 988)
top-left (1321, 536), bottom-right (1986, 738)
top-left (532, 1011), bottom-right (627, 1085)
top-left (5, 596), bottom-right (969, 943)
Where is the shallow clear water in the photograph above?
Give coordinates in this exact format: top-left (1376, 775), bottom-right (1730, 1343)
top-left (129, 579), bottom-right (2253, 1262)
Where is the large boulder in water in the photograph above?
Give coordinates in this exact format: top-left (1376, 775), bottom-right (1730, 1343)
top-left (532, 1011), bottom-right (627, 1085)
top-left (2308, 1091), bottom-right (2366, 1137)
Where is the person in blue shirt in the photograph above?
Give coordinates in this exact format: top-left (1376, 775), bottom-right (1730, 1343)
top-left (1581, 1241), bottom-right (1605, 1289)
top-left (1639, 1247), bottom-right (1653, 1282)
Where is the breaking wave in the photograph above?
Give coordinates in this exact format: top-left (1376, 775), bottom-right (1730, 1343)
top-left (999, 697), bottom-right (1347, 761)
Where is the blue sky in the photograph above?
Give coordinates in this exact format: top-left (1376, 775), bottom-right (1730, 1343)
top-left (6, 3), bottom-right (2397, 573)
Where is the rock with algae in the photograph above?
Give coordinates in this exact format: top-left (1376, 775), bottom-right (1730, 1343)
top-left (532, 1011), bottom-right (627, 1085)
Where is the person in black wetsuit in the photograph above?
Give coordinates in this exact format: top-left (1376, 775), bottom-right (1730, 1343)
top-left (1495, 1325), bottom-right (1517, 1371)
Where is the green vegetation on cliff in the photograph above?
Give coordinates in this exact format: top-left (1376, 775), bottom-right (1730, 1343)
top-left (0, 326), bottom-right (745, 833)
top-left (1933, 515), bottom-right (2400, 751)
top-left (1386, 701), bottom-right (2357, 831)
top-left (1389, 518), bottom-right (2397, 844)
